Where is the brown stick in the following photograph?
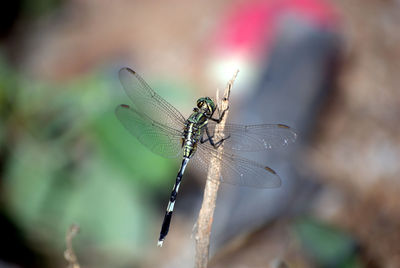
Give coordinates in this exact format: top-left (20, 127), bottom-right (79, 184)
top-left (194, 70), bottom-right (239, 268)
top-left (64, 224), bottom-right (81, 268)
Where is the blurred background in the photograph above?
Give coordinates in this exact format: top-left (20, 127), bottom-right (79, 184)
top-left (1, 0), bottom-right (399, 267)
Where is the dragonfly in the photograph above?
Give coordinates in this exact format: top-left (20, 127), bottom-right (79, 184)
top-left (115, 67), bottom-right (297, 247)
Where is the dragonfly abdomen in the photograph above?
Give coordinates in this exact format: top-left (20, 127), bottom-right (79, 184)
top-left (158, 157), bottom-right (189, 247)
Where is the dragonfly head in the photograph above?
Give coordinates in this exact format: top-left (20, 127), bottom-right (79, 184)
top-left (197, 97), bottom-right (216, 117)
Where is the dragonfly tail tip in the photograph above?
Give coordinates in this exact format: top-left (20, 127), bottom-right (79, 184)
top-left (157, 240), bottom-right (164, 247)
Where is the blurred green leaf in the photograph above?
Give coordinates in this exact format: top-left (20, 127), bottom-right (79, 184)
top-left (22, 0), bottom-right (63, 18)
top-left (0, 56), bottom-right (194, 262)
top-left (294, 217), bottom-right (360, 268)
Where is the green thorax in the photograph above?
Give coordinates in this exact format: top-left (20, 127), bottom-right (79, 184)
top-left (182, 97), bottom-right (216, 158)
top-left (187, 111), bottom-right (208, 126)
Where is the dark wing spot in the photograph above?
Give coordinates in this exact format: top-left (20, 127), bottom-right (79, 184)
top-left (264, 166), bottom-right (277, 174)
top-left (119, 67), bottom-right (136, 78)
top-left (121, 104), bottom-right (130, 108)
top-left (277, 124), bottom-right (290, 129)
top-left (125, 67), bottom-right (136, 74)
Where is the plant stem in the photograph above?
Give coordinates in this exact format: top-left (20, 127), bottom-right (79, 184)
top-left (194, 70), bottom-right (239, 268)
top-left (64, 224), bottom-right (81, 268)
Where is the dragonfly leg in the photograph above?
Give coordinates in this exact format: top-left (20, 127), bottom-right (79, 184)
top-left (210, 105), bottom-right (229, 123)
top-left (200, 126), bottom-right (230, 149)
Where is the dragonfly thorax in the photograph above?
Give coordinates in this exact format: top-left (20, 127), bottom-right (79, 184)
top-left (182, 97), bottom-right (216, 158)
top-left (183, 111), bottom-right (209, 158)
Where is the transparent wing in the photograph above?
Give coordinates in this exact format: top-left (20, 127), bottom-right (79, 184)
top-left (194, 142), bottom-right (281, 188)
top-left (118, 67), bottom-right (186, 129)
top-left (116, 104), bottom-right (183, 158)
top-left (207, 121), bottom-right (297, 152)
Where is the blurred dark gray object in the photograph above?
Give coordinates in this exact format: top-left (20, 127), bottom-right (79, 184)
top-left (210, 15), bottom-right (341, 251)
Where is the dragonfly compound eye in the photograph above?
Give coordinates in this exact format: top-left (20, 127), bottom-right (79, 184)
top-left (204, 98), bottom-right (216, 114)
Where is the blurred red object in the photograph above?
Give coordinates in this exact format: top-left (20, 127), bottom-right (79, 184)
top-left (212, 0), bottom-right (339, 59)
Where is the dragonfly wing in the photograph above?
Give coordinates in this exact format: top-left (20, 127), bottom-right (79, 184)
top-left (195, 143), bottom-right (281, 188)
top-left (119, 67), bottom-right (186, 130)
top-left (207, 121), bottom-right (297, 152)
top-left (116, 104), bottom-right (183, 158)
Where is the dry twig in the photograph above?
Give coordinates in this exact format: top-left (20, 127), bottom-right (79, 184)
top-left (194, 70), bottom-right (239, 268)
top-left (64, 224), bottom-right (81, 268)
